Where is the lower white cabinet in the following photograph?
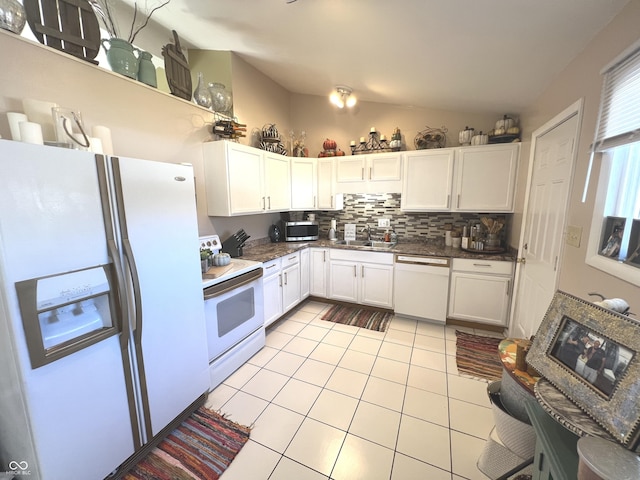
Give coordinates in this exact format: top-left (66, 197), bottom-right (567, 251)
top-left (281, 252), bottom-right (301, 313)
top-left (309, 248), bottom-right (329, 297)
top-left (263, 252), bottom-right (302, 327)
top-left (328, 249), bottom-right (394, 308)
top-left (300, 248), bottom-right (310, 299)
top-left (263, 258), bottom-right (283, 327)
top-left (448, 258), bottom-right (514, 326)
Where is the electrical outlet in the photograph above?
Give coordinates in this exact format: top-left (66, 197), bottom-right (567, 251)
top-left (566, 225), bottom-right (582, 247)
top-left (378, 218), bottom-right (391, 228)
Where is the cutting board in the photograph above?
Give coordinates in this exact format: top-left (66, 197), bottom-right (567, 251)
top-left (203, 264), bottom-right (234, 279)
top-left (162, 30), bottom-right (192, 100)
top-left (24, 0), bottom-right (100, 64)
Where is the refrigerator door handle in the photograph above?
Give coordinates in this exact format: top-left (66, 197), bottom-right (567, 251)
top-left (96, 154), bottom-right (144, 449)
top-left (122, 238), bottom-right (142, 336)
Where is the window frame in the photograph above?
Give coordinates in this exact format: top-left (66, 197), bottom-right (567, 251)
top-left (585, 149), bottom-right (640, 287)
top-left (584, 39), bottom-right (640, 287)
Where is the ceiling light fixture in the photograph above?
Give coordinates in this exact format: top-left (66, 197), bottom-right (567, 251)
top-left (329, 86), bottom-right (357, 109)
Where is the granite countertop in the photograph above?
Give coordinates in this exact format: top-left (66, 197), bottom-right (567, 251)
top-left (240, 238), bottom-right (517, 263)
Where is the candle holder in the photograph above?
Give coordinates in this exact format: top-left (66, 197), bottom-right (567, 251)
top-left (350, 129), bottom-right (391, 154)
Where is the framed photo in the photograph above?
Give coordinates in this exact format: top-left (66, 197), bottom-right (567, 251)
top-left (625, 219), bottom-right (640, 267)
top-left (527, 290), bottom-right (640, 448)
top-left (599, 216), bottom-right (625, 259)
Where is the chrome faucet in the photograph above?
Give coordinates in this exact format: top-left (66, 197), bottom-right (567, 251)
top-left (360, 224), bottom-right (372, 241)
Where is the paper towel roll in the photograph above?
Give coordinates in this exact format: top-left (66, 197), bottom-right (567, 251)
top-left (19, 122), bottom-right (44, 145)
top-left (330, 219), bottom-right (337, 230)
top-left (7, 112), bottom-right (28, 140)
top-left (92, 125), bottom-right (114, 155)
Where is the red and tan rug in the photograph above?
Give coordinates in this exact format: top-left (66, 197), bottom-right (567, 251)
top-left (321, 304), bottom-right (392, 332)
top-left (123, 406), bottom-right (251, 480)
top-left (455, 330), bottom-right (504, 381)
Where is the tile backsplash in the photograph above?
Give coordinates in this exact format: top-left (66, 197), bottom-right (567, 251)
top-left (311, 193), bottom-right (511, 245)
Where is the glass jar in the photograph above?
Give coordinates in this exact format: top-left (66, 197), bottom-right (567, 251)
top-left (208, 82), bottom-right (232, 113)
top-left (0, 0), bottom-right (26, 34)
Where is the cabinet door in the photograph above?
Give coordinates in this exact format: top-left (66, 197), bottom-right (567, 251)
top-left (282, 263), bottom-right (301, 312)
top-left (227, 143), bottom-right (264, 215)
top-left (454, 144), bottom-right (518, 212)
top-left (291, 158), bottom-right (317, 210)
top-left (316, 158), bottom-right (336, 210)
top-left (360, 263), bottom-right (394, 308)
top-left (336, 157), bottom-right (366, 183)
top-left (310, 248), bottom-right (329, 297)
top-left (300, 248), bottom-right (310, 299)
top-left (401, 149), bottom-right (454, 211)
top-left (263, 271), bottom-right (283, 327)
top-left (328, 260), bottom-right (358, 303)
top-left (367, 153), bottom-right (402, 182)
top-left (264, 152), bottom-right (291, 211)
top-left (448, 272), bottom-right (511, 326)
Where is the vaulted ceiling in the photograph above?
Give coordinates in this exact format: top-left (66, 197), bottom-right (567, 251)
top-left (124, 0), bottom-right (630, 114)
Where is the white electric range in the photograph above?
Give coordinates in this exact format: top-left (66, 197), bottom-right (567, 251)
top-left (199, 235), bottom-right (264, 389)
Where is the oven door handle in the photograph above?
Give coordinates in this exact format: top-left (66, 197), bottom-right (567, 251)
top-left (203, 268), bottom-right (263, 299)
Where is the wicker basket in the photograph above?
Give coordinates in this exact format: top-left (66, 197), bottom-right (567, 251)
top-left (477, 427), bottom-right (530, 479)
top-left (488, 381), bottom-right (536, 459)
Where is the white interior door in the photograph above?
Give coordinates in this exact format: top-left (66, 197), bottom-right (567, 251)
top-left (510, 101), bottom-right (582, 338)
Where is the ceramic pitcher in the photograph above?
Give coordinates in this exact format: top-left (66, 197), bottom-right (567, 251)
top-left (102, 38), bottom-right (139, 79)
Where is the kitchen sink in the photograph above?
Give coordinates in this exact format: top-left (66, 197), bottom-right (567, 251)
top-left (335, 240), bottom-right (396, 249)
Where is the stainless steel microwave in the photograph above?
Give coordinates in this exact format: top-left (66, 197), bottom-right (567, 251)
top-left (284, 221), bottom-right (319, 241)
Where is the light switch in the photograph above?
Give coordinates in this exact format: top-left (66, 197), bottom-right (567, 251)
top-left (566, 225), bottom-right (582, 247)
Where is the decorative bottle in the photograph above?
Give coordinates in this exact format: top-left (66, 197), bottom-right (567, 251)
top-left (193, 72), bottom-right (212, 108)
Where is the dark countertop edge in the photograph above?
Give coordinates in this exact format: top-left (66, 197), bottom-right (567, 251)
top-left (240, 239), bottom-right (517, 263)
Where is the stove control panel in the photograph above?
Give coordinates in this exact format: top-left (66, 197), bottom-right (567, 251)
top-left (199, 235), bottom-right (221, 254)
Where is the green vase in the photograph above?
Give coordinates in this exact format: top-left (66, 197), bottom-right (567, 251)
top-left (101, 38), bottom-right (139, 79)
top-left (137, 51), bottom-right (157, 87)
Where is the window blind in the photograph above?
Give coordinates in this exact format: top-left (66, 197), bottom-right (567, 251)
top-left (595, 46), bottom-right (640, 151)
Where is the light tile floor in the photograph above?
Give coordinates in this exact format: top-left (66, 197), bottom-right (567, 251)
top-left (207, 301), bottom-right (504, 480)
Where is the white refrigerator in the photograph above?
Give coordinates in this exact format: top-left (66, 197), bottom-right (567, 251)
top-left (0, 140), bottom-right (210, 479)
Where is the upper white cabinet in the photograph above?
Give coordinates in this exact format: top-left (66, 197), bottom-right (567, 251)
top-left (400, 143), bottom-right (519, 213)
top-left (264, 152), bottom-right (292, 211)
top-left (336, 152), bottom-right (402, 193)
top-left (290, 157), bottom-right (317, 210)
top-left (401, 149), bottom-right (455, 211)
top-left (453, 144), bottom-right (519, 212)
top-left (203, 141), bottom-right (290, 216)
top-left (317, 158), bottom-right (344, 210)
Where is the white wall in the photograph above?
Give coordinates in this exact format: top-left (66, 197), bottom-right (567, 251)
top-left (517, 0), bottom-right (640, 312)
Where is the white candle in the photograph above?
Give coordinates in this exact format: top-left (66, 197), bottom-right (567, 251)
top-left (370, 127), bottom-right (376, 133)
top-left (7, 112), bottom-right (28, 141)
top-left (350, 140), bottom-right (356, 146)
top-left (380, 135), bottom-right (387, 141)
top-left (360, 137), bottom-right (365, 143)
top-left (89, 137), bottom-right (104, 154)
top-left (92, 125), bottom-right (114, 155)
top-left (19, 122), bottom-right (44, 145)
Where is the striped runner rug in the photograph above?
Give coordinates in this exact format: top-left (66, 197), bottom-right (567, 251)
top-left (123, 406), bottom-right (250, 480)
top-left (321, 304), bottom-right (392, 332)
top-left (455, 330), bottom-right (503, 381)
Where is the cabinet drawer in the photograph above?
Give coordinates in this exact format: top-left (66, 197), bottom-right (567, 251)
top-left (262, 258), bottom-right (281, 278)
top-left (281, 251), bottom-right (300, 267)
top-left (329, 249), bottom-right (394, 265)
top-left (452, 258), bottom-right (513, 275)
